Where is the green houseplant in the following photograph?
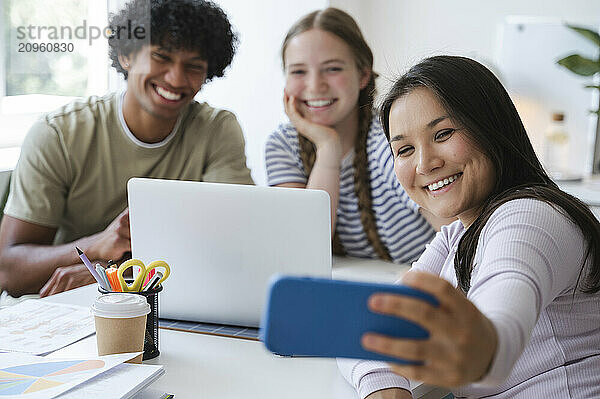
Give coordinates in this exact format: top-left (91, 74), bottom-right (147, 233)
top-left (557, 24), bottom-right (600, 174)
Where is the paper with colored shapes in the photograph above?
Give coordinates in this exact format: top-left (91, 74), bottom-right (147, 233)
top-left (0, 300), bottom-right (94, 355)
top-left (0, 352), bottom-right (140, 398)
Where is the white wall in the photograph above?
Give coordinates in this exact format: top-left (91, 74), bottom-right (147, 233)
top-left (330, 0), bottom-right (600, 89)
top-left (198, 0), bottom-right (328, 185)
top-left (195, 1), bottom-right (600, 182)
top-left (329, 0), bottom-right (600, 176)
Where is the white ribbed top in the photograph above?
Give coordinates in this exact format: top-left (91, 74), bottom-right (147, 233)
top-left (340, 198), bottom-right (600, 398)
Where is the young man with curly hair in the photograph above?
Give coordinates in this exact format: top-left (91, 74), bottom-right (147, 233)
top-left (0, 0), bottom-right (253, 298)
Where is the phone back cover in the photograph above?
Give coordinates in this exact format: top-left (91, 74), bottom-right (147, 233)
top-left (261, 276), bottom-right (438, 364)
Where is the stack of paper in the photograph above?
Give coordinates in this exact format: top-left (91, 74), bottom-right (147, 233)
top-left (0, 352), bottom-right (164, 399)
top-left (0, 300), bottom-right (95, 355)
top-left (57, 362), bottom-right (165, 398)
top-left (0, 299), bottom-right (167, 398)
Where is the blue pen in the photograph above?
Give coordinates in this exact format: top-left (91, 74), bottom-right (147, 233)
top-left (95, 263), bottom-right (111, 291)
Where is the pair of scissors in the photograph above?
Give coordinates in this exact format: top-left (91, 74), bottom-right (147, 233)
top-left (117, 259), bottom-right (170, 292)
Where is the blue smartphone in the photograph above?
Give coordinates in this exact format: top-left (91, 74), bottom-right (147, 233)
top-left (260, 275), bottom-right (439, 364)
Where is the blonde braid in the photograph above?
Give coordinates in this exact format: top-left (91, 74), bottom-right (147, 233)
top-left (352, 76), bottom-right (392, 261)
top-left (298, 135), bottom-right (316, 176)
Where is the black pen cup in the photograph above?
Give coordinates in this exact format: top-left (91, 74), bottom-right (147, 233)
top-left (98, 281), bottom-right (163, 360)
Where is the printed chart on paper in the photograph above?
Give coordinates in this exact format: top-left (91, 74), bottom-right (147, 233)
top-left (0, 359), bottom-right (105, 396)
top-left (0, 300), bottom-right (95, 355)
top-left (0, 353), bottom-right (139, 399)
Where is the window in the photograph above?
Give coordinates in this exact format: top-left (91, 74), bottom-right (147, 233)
top-left (0, 0), bottom-right (115, 152)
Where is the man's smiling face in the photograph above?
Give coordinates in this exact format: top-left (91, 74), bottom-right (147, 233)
top-left (121, 45), bottom-right (208, 122)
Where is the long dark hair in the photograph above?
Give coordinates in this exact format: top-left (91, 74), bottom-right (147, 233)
top-left (281, 8), bottom-right (391, 261)
top-left (380, 55), bottom-right (600, 294)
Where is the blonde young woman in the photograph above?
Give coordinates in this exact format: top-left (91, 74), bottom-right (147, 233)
top-left (265, 8), bottom-right (445, 263)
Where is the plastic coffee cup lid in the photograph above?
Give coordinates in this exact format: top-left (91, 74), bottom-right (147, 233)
top-left (91, 293), bottom-right (151, 318)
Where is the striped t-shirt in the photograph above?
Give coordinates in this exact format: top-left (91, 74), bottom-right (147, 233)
top-left (264, 116), bottom-right (436, 264)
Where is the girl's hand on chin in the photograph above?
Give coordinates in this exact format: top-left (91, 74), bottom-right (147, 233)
top-left (283, 91), bottom-right (341, 153)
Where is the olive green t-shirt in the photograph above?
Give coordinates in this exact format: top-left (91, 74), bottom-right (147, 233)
top-left (5, 91), bottom-right (253, 244)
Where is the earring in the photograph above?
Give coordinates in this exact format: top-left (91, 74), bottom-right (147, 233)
top-left (124, 63), bottom-right (129, 67)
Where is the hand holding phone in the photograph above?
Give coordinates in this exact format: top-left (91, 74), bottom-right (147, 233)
top-left (260, 276), bottom-right (439, 364)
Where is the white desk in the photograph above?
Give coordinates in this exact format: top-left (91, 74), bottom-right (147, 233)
top-left (43, 257), bottom-right (447, 399)
top-left (558, 177), bottom-right (600, 220)
top-left (49, 313), bottom-right (354, 398)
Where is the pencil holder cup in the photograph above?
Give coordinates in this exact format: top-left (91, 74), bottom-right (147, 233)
top-left (98, 282), bottom-right (163, 360)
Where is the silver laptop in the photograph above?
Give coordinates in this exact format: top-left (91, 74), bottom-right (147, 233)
top-left (127, 178), bottom-right (332, 327)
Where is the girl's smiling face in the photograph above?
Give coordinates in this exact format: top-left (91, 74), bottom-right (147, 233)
top-left (283, 29), bottom-right (369, 130)
top-left (388, 87), bottom-right (496, 227)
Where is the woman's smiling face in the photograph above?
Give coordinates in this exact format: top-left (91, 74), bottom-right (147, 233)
top-left (388, 87), bottom-right (496, 228)
top-left (283, 29), bottom-right (368, 129)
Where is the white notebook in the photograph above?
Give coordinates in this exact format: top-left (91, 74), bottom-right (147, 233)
top-left (57, 363), bottom-right (165, 399)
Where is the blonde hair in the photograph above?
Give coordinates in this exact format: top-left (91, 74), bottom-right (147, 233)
top-left (282, 8), bottom-right (391, 261)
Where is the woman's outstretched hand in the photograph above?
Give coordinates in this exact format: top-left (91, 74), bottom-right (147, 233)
top-left (362, 271), bottom-right (498, 388)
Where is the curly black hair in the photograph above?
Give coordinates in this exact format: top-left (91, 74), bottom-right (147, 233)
top-left (107, 0), bottom-right (238, 81)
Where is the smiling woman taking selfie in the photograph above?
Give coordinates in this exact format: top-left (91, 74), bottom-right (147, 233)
top-left (339, 56), bottom-right (600, 399)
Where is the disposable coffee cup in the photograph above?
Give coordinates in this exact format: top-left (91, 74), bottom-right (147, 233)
top-left (91, 293), bottom-right (151, 364)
